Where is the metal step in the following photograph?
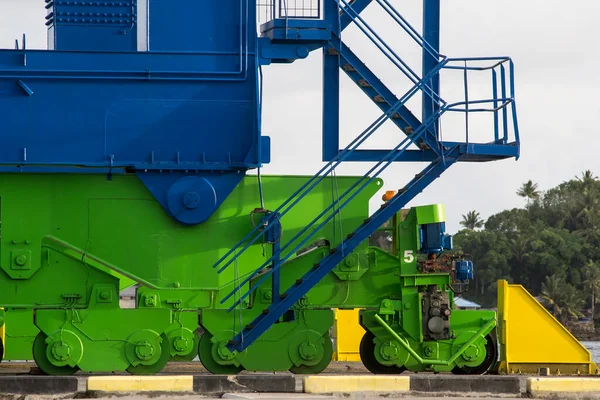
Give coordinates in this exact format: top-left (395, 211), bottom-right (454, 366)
top-left (335, 40), bottom-right (439, 152)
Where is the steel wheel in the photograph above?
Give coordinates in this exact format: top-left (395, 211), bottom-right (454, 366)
top-left (198, 333), bottom-right (243, 374)
top-left (32, 332), bottom-right (79, 376)
top-left (172, 331), bottom-right (201, 362)
top-left (289, 334), bottom-right (333, 374)
top-left (451, 334), bottom-right (497, 375)
top-left (126, 333), bottom-right (171, 375)
top-left (359, 332), bottom-right (406, 374)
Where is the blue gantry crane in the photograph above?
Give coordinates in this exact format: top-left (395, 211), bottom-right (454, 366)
top-left (0, 0), bottom-right (519, 374)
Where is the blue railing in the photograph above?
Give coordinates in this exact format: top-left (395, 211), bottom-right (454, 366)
top-left (338, 0), bottom-right (519, 145)
top-left (228, 0), bottom-right (519, 310)
top-left (217, 57), bottom-right (517, 308)
top-left (441, 57), bottom-right (519, 146)
top-left (258, 0), bottom-right (321, 22)
top-left (212, 57), bottom-right (449, 280)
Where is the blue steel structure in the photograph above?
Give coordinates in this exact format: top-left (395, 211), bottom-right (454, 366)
top-left (0, 0), bottom-right (519, 356)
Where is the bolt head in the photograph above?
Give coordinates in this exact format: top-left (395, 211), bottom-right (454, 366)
top-left (380, 341), bottom-right (399, 360)
top-left (135, 341), bottom-right (155, 361)
top-left (183, 191), bottom-right (201, 210)
top-left (299, 341), bottom-right (318, 361)
top-left (344, 255), bottom-right (357, 267)
top-left (463, 345), bottom-right (479, 361)
top-left (173, 337), bottom-right (189, 352)
top-left (14, 254), bottom-right (27, 266)
top-left (51, 341), bottom-right (72, 361)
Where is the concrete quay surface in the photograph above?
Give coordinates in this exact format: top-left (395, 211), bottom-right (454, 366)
top-left (0, 362), bottom-right (598, 398)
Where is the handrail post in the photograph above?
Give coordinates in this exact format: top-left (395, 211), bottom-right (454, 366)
top-left (492, 69), bottom-right (499, 142)
top-left (500, 64), bottom-right (508, 144)
top-left (463, 60), bottom-right (469, 145)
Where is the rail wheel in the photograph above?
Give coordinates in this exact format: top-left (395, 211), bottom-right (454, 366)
top-left (198, 332), bottom-right (243, 374)
top-left (451, 333), bottom-right (497, 375)
top-left (171, 331), bottom-right (201, 362)
top-left (289, 333), bottom-right (333, 374)
top-left (32, 332), bottom-right (79, 375)
top-left (359, 332), bottom-right (406, 374)
top-left (126, 333), bottom-right (171, 375)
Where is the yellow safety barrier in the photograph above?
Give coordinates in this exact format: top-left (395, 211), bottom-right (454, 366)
top-left (304, 375), bottom-right (409, 393)
top-left (332, 309), bottom-right (364, 362)
top-left (88, 376), bottom-right (193, 392)
top-left (497, 279), bottom-right (600, 375)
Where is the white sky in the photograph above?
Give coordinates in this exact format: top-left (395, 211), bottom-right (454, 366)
top-left (1, 1), bottom-right (599, 233)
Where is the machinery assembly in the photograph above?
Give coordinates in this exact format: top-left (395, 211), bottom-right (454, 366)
top-left (0, 0), bottom-right (529, 375)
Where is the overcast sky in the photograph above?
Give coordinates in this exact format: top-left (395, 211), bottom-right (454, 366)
top-left (1, 1), bottom-right (599, 233)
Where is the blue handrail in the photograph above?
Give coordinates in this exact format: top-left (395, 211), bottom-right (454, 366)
top-left (224, 72), bottom-right (519, 308)
top-left (223, 0), bottom-right (520, 308)
top-left (375, 0), bottom-right (441, 61)
top-left (222, 109), bottom-right (442, 309)
top-left (337, 0), bottom-right (446, 106)
top-left (213, 57), bottom-right (449, 274)
top-left (215, 59), bottom-right (518, 281)
top-left (441, 57), bottom-right (518, 146)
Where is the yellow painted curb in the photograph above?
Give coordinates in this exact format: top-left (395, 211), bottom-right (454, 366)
top-left (88, 375), bottom-right (194, 392)
top-left (528, 377), bottom-right (600, 395)
top-left (304, 375), bottom-right (410, 393)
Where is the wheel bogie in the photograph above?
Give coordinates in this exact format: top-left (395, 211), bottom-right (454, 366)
top-left (358, 309), bottom-right (498, 375)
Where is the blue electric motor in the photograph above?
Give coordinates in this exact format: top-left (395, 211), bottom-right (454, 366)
top-left (455, 260), bottom-right (474, 282)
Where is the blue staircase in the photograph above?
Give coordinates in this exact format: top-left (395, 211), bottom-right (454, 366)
top-left (217, 0), bottom-right (520, 352)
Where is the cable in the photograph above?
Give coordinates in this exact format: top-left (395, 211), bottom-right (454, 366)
top-left (257, 167), bottom-right (265, 210)
top-left (448, 284), bottom-right (469, 295)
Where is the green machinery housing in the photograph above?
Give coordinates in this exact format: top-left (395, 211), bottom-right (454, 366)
top-left (0, 175), bottom-right (495, 375)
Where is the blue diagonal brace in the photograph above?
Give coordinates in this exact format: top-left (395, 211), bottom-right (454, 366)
top-left (340, 0), bottom-right (373, 31)
top-left (227, 148), bottom-right (461, 352)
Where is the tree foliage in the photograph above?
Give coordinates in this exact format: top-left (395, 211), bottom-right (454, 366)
top-left (517, 180), bottom-right (541, 206)
top-left (454, 173), bottom-right (600, 323)
top-left (460, 210), bottom-right (484, 230)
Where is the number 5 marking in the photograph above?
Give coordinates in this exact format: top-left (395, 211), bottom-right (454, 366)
top-left (403, 250), bottom-right (415, 263)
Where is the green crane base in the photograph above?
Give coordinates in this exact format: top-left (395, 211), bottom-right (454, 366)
top-left (0, 173), bottom-right (498, 375)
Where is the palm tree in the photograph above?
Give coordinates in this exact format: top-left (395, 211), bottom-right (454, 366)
top-left (517, 180), bottom-right (541, 206)
top-left (584, 262), bottom-right (600, 324)
top-left (540, 274), bottom-right (564, 318)
top-left (577, 187), bottom-right (600, 229)
top-left (509, 236), bottom-right (530, 282)
top-left (541, 274), bottom-right (584, 323)
top-left (460, 211), bottom-right (484, 230)
top-left (560, 285), bottom-right (585, 322)
top-left (577, 170), bottom-right (598, 187)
